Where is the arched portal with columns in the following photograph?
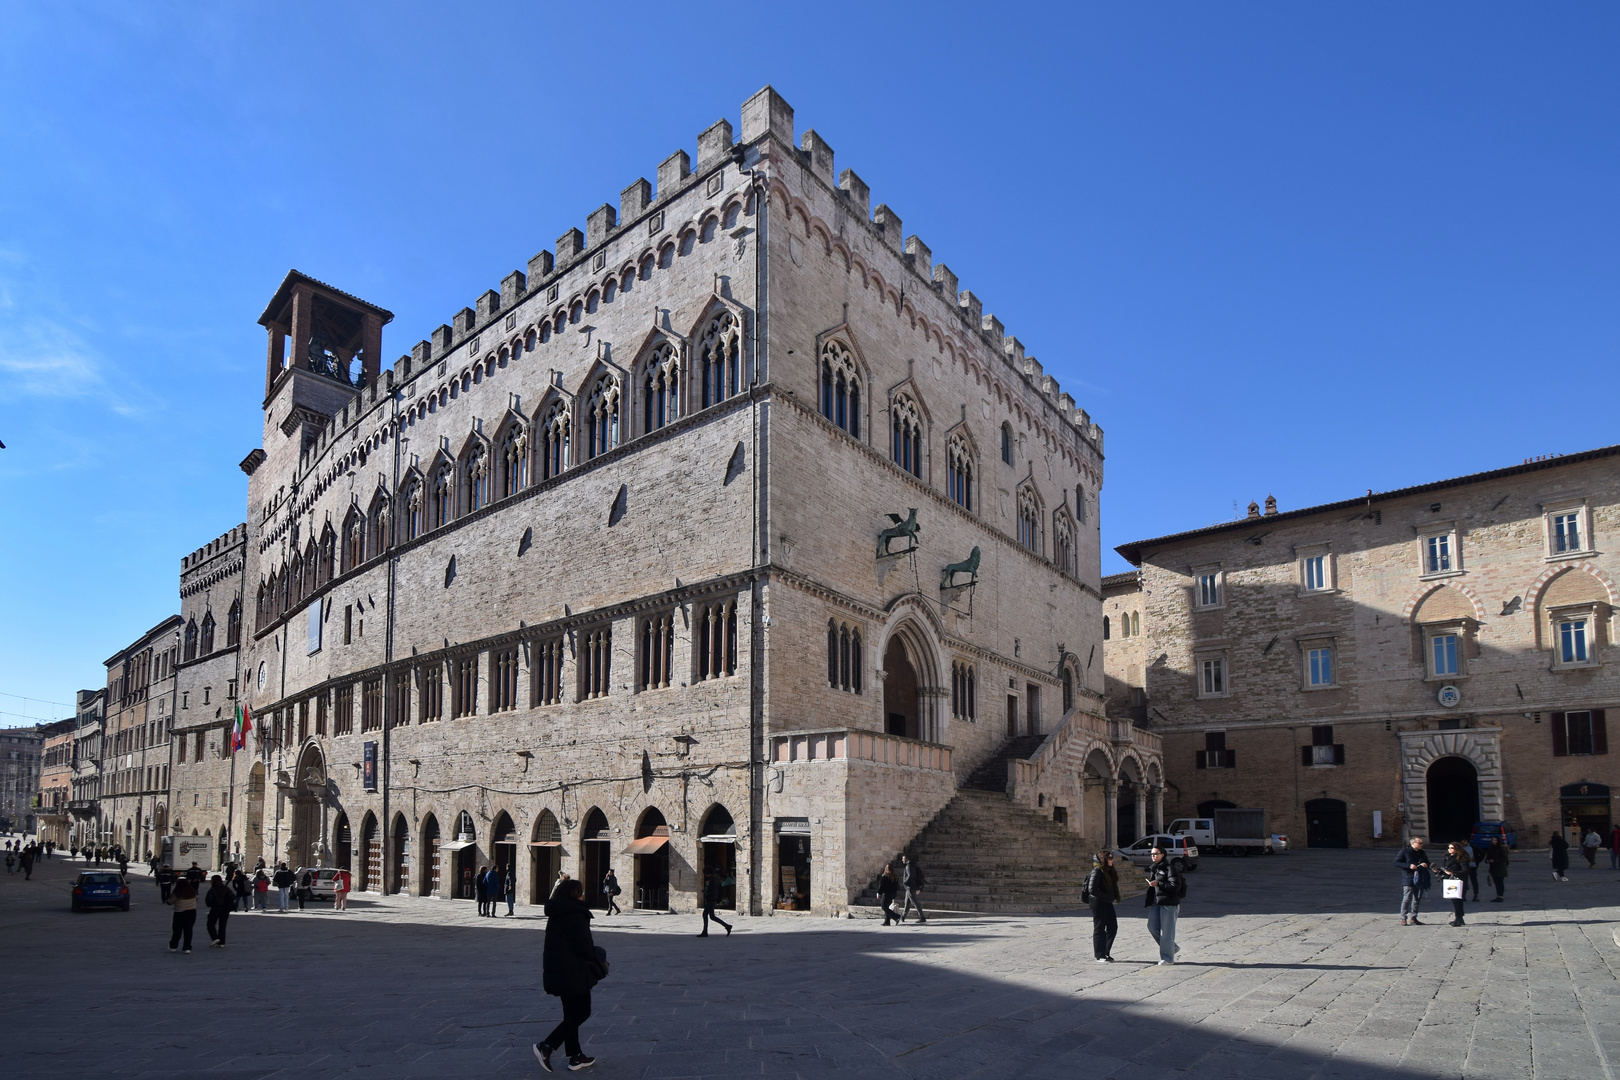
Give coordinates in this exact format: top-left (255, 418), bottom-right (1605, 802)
top-left (285, 742), bottom-right (330, 869)
top-left (1397, 728), bottom-right (1504, 842)
top-left (875, 602), bottom-right (948, 744)
top-left (1082, 747), bottom-right (1115, 849)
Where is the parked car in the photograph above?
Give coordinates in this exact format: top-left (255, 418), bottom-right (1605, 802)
top-left (1271, 834), bottom-right (1290, 851)
top-left (1114, 833), bottom-right (1200, 873)
top-left (295, 867), bottom-right (341, 900)
top-left (1471, 822), bottom-right (1518, 849)
top-left (71, 871), bottom-right (130, 912)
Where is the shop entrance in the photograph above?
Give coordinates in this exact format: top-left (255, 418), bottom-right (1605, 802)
top-left (420, 815), bottom-right (441, 897)
top-left (580, 808), bottom-right (611, 909)
top-left (629, 808), bottom-right (670, 910)
top-left (334, 812), bottom-right (352, 872)
top-left (453, 811), bottom-right (477, 900)
top-left (700, 805), bottom-right (738, 910)
top-left (390, 814), bottom-right (409, 894)
top-left (491, 813), bottom-right (517, 893)
top-left (884, 638), bottom-right (919, 738)
top-left (531, 809), bottom-right (562, 903)
top-left (1425, 757), bottom-right (1479, 844)
top-left (776, 822), bottom-right (811, 910)
top-left (361, 813), bottom-right (381, 892)
top-left (1561, 782), bottom-right (1612, 847)
top-left (1305, 798), bottom-right (1349, 848)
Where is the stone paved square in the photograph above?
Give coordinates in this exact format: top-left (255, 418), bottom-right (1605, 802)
top-left (4, 849), bottom-right (1617, 1080)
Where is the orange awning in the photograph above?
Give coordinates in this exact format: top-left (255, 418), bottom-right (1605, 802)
top-left (624, 835), bottom-right (670, 856)
top-left (528, 841), bottom-right (561, 848)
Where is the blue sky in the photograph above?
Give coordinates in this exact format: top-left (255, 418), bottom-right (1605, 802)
top-left (2, 3), bottom-right (1616, 721)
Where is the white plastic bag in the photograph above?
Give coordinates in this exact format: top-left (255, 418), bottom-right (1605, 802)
top-left (1442, 879), bottom-right (1464, 899)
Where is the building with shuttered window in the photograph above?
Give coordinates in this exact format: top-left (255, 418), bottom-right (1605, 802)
top-left (1110, 446), bottom-right (1619, 850)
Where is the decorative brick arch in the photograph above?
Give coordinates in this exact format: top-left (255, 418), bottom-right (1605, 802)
top-left (1397, 729), bottom-right (1504, 841)
top-left (1400, 581), bottom-right (1487, 624)
top-left (1524, 561), bottom-right (1617, 648)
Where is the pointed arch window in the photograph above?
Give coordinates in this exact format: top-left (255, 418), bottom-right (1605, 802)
top-left (302, 540), bottom-right (317, 596)
top-left (200, 611), bottom-right (216, 656)
top-left (947, 434), bottom-right (974, 511)
top-left (700, 311), bottom-right (742, 408)
top-left (1001, 422), bottom-right (1015, 466)
top-left (255, 581), bottom-right (269, 631)
top-left (342, 510), bottom-right (365, 572)
top-left (183, 619), bottom-right (199, 662)
top-left (500, 423), bottom-right (529, 497)
top-left (826, 619), bottom-right (863, 694)
top-left (369, 493), bottom-right (392, 554)
top-left (540, 399), bottom-right (571, 479)
top-left (891, 394), bottom-right (923, 477)
top-left (431, 465), bottom-right (454, 528)
top-left (641, 342), bottom-right (680, 434)
top-left (584, 374), bottom-right (621, 459)
top-left (1053, 509), bottom-right (1075, 575)
top-left (1017, 485), bottom-right (1042, 554)
top-left (465, 444), bottom-right (490, 513)
top-left (289, 550), bottom-right (305, 603)
top-left (318, 526), bottom-right (336, 584)
top-left (226, 600), bottom-right (241, 647)
top-left (819, 340), bottom-right (861, 438)
top-left (401, 477), bottom-right (424, 541)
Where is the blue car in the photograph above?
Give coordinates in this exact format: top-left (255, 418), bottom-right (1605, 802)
top-left (1471, 821), bottom-right (1518, 850)
top-left (71, 871), bottom-right (130, 912)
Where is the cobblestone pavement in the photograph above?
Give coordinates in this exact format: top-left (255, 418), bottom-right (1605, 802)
top-left (4, 847), bottom-right (1618, 1080)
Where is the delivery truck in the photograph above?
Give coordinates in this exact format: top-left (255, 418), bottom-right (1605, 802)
top-left (1168, 808), bottom-right (1274, 856)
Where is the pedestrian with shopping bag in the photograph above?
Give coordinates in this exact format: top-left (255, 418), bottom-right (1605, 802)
top-left (531, 877), bottom-right (605, 1072)
top-left (1439, 842), bottom-right (1468, 926)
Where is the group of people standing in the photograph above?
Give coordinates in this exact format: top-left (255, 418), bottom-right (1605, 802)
top-left (1083, 846), bottom-right (1185, 965)
top-left (474, 864), bottom-right (516, 917)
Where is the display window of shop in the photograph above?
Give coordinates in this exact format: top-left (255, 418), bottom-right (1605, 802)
top-left (775, 819), bottom-right (811, 911)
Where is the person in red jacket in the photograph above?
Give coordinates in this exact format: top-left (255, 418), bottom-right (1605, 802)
top-left (334, 867), bottom-right (352, 911)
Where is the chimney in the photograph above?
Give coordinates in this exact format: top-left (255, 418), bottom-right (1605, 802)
top-left (1246, 501), bottom-right (1261, 520)
top-left (1264, 494), bottom-right (1278, 517)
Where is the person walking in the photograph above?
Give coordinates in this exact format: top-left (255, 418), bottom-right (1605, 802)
top-left (532, 877), bottom-right (602, 1072)
top-left (1485, 839), bottom-right (1509, 902)
top-left (185, 862), bottom-right (204, 888)
top-left (298, 868), bottom-right (313, 911)
top-left (1397, 836), bottom-right (1430, 925)
top-left (4, 852), bottom-right (12, 875)
top-left (1083, 851), bottom-right (1121, 963)
top-left (697, 867), bottom-right (733, 937)
top-left (1581, 828), bottom-right (1602, 869)
top-left (334, 867), bottom-right (351, 911)
top-left (485, 866), bottom-right (503, 917)
top-left (1143, 845), bottom-right (1184, 964)
top-left (272, 862), bottom-right (295, 911)
top-left (157, 864), bottom-right (175, 903)
top-left (233, 868), bottom-right (251, 911)
top-left (899, 854), bottom-right (927, 924)
top-left (168, 878), bottom-right (198, 953)
top-left (877, 864), bottom-right (901, 926)
top-left (504, 866), bottom-right (517, 917)
top-left (601, 869), bottom-right (622, 916)
top-left (20, 847), bottom-right (33, 880)
top-left (204, 874), bottom-right (235, 948)
top-left (1550, 830), bottom-right (1571, 881)
top-left (1439, 842), bottom-right (1469, 927)
top-left (475, 865), bottom-right (489, 916)
top-left (253, 868), bottom-right (270, 910)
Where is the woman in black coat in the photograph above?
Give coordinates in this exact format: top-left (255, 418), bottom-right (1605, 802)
top-left (1084, 852), bottom-right (1122, 963)
top-left (204, 874), bottom-right (236, 947)
top-left (533, 877), bottom-right (600, 1072)
top-left (1439, 842), bottom-right (1468, 926)
top-left (877, 864), bottom-right (901, 926)
top-left (1549, 831), bottom-right (1571, 882)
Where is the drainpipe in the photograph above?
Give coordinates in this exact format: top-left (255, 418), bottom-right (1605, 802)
top-left (747, 153), bottom-right (768, 918)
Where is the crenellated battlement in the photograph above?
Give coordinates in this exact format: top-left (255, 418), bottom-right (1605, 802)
top-left (180, 524), bottom-right (247, 572)
top-left (369, 85), bottom-right (1100, 455)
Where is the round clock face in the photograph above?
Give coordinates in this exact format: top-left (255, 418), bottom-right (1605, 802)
top-left (257, 661), bottom-right (267, 691)
top-left (1437, 684), bottom-right (1461, 708)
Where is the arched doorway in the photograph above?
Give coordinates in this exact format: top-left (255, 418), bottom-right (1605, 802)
top-left (1116, 757), bottom-right (1143, 846)
top-left (420, 814), bottom-right (441, 897)
top-left (359, 813), bottom-right (381, 892)
top-left (287, 744), bottom-right (327, 868)
top-left (452, 811), bottom-right (477, 900)
top-left (883, 638), bottom-right (920, 739)
top-left (580, 808), bottom-right (611, 908)
top-left (244, 764), bottom-right (265, 865)
top-left (630, 807), bottom-right (670, 910)
top-left (1305, 798), bottom-right (1349, 849)
top-left (491, 812), bottom-right (517, 891)
top-left (1082, 748), bottom-right (1112, 848)
top-left (333, 812), bottom-right (352, 872)
top-left (531, 809), bottom-right (561, 904)
top-left (1426, 757), bottom-right (1479, 844)
top-left (390, 814), bottom-right (409, 894)
top-left (699, 804), bottom-right (737, 910)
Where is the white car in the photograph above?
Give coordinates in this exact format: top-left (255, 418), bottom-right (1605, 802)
top-left (1113, 833), bottom-right (1200, 873)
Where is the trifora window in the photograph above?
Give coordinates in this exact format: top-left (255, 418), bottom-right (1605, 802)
top-left (819, 340), bottom-right (861, 438)
top-left (540, 399), bottom-right (570, 480)
top-left (891, 394), bottom-right (922, 477)
top-left (695, 598), bottom-right (738, 680)
top-left (584, 374), bottom-right (621, 460)
top-left (499, 424), bottom-right (528, 497)
top-left (639, 612), bottom-right (675, 691)
top-left (699, 310), bottom-right (742, 408)
top-left (579, 626), bottom-right (611, 700)
top-left (826, 620), bottom-right (863, 694)
top-left (947, 434), bottom-right (973, 511)
top-left (641, 342), bottom-right (680, 434)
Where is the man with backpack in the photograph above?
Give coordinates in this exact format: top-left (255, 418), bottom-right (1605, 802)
top-left (1143, 845), bottom-right (1184, 964)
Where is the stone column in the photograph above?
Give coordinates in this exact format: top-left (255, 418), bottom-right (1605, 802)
top-left (1136, 788), bottom-right (1149, 840)
top-left (1102, 779), bottom-right (1118, 850)
top-left (1153, 786), bottom-right (1165, 833)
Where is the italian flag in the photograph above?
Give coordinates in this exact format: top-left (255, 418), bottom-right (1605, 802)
top-left (232, 704), bottom-right (251, 753)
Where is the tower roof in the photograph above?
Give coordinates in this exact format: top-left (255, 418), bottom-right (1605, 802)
top-left (258, 270), bottom-right (394, 328)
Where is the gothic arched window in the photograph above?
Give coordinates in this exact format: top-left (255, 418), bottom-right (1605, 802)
top-left (699, 311), bottom-right (741, 408)
top-left (500, 424), bottom-right (528, 497)
top-left (200, 611), bottom-right (215, 656)
top-left (369, 492), bottom-right (392, 554)
top-left (540, 399), bottom-right (570, 479)
top-left (464, 445), bottom-right (490, 514)
top-left (1001, 422), bottom-right (1014, 466)
top-left (342, 509), bottom-right (365, 572)
top-left (641, 342), bottom-right (680, 434)
top-left (826, 619), bottom-right (863, 694)
top-left (947, 434), bottom-right (974, 511)
top-left (1017, 485), bottom-right (1041, 554)
top-left (1053, 508), bottom-right (1075, 576)
top-left (318, 526), bottom-right (335, 584)
top-left (431, 465), bottom-right (454, 528)
top-left (226, 600), bottom-right (240, 647)
top-left (891, 394), bottom-right (922, 477)
top-left (819, 340), bottom-right (860, 438)
top-left (584, 374), bottom-right (621, 460)
top-left (401, 477), bottom-right (423, 541)
top-left (183, 619), bottom-right (198, 662)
